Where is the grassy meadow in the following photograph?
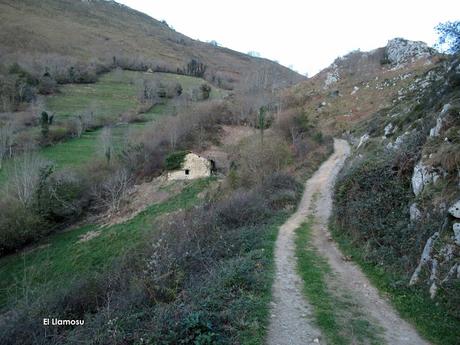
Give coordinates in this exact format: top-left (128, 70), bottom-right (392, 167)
top-left (0, 178), bottom-right (212, 309)
top-left (0, 70), bottom-right (227, 186)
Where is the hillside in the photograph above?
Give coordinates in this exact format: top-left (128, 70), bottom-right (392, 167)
top-left (285, 38), bottom-right (440, 134)
top-left (0, 0), bottom-right (303, 90)
top-left (328, 45), bottom-right (460, 343)
top-left (275, 38), bottom-right (460, 344)
top-left (0, 2), bottom-right (459, 344)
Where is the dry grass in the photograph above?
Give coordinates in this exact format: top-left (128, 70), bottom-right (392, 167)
top-left (286, 49), bottom-right (436, 135)
top-left (0, 0), bottom-right (302, 90)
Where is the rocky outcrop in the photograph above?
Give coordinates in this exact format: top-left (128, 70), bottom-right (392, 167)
top-left (453, 223), bottom-right (460, 245)
top-left (429, 104), bottom-right (451, 137)
top-left (449, 200), bottom-right (460, 218)
top-left (357, 133), bottom-right (369, 149)
top-left (411, 162), bottom-right (440, 195)
top-left (409, 203), bottom-right (422, 222)
top-left (386, 131), bottom-right (410, 150)
top-left (409, 232), bottom-right (439, 286)
top-left (324, 64), bottom-right (340, 89)
top-left (384, 123), bottom-right (396, 137)
top-left (386, 38), bottom-right (434, 66)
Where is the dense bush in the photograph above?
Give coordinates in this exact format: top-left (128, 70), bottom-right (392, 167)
top-left (0, 199), bottom-right (47, 255)
top-left (200, 83), bottom-right (212, 100)
top-left (228, 135), bottom-right (292, 187)
top-left (0, 69), bottom-right (37, 111)
top-left (334, 152), bottom-right (416, 266)
top-left (165, 150), bottom-right (189, 170)
top-left (185, 59), bottom-right (207, 77)
top-left (37, 74), bottom-right (57, 95)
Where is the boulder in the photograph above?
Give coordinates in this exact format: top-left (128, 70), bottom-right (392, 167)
top-left (453, 223), bottom-right (460, 245)
top-left (409, 203), bottom-right (422, 222)
top-left (384, 123), bottom-right (393, 136)
top-left (357, 133), bottom-right (369, 149)
top-left (429, 104), bottom-right (451, 137)
top-left (449, 200), bottom-right (460, 218)
top-left (411, 162), bottom-right (440, 195)
top-left (387, 131), bottom-right (410, 150)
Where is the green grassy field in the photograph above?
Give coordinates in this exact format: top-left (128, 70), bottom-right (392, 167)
top-left (0, 178), bottom-right (212, 310)
top-left (0, 71), bottom-right (227, 187)
top-left (46, 70), bottom-right (218, 120)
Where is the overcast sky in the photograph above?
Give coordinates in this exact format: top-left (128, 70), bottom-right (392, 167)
top-left (117, 0), bottom-right (459, 76)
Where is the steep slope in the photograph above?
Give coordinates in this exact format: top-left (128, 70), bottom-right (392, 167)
top-left (278, 38), bottom-right (459, 344)
top-left (329, 49), bottom-right (460, 344)
top-left (0, 0), bottom-right (303, 89)
top-left (286, 38), bottom-right (439, 134)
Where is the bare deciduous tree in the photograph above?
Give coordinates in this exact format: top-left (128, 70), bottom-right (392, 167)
top-left (99, 127), bottom-right (114, 164)
top-left (8, 152), bottom-right (48, 207)
top-left (92, 167), bottom-right (132, 214)
top-left (0, 122), bottom-right (15, 170)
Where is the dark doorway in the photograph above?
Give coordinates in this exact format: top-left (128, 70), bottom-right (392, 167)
top-left (210, 159), bottom-right (217, 174)
top-left (185, 169), bottom-right (190, 175)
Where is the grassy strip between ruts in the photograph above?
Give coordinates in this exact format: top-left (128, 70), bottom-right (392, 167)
top-left (295, 219), bottom-right (385, 345)
top-left (329, 221), bottom-right (460, 345)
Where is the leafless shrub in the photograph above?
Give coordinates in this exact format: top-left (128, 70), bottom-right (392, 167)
top-left (6, 152), bottom-right (50, 207)
top-left (230, 135), bottom-right (292, 187)
top-left (66, 117), bottom-right (84, 138)
top-left (91, 167), bottom-right (133, 214)
top-left (0, 74), bottom-right (17, 112)
top-left (0, 122), bottom-right (15, 170)
top-left (275, 108), bottom-right (304, 145)
top-left (98, 127), bottom-right (114, 164)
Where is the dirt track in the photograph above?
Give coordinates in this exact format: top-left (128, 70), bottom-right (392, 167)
top-left (267, 138), bottom-right (430, 345)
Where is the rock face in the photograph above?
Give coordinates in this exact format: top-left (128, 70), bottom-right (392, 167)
top-left (430, 104), bottom-right (451, 137)
top-left (449, 200), bottom-right (460, 218)
top-left (386, 38), bottom-right (434, 66)
top-left (411, 162), bottom-right (440, 195)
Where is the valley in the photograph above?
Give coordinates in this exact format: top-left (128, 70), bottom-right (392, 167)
top-left (0, 1), bottom-right (459, 344)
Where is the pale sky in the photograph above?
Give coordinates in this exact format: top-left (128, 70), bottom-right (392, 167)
top-left (117, 0), bottom-right (460, 76)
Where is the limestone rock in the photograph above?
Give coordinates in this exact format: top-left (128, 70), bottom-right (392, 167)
top-left (357, 133), bottom-right (369, 149)
top-left (384, 123), bottom-right (393, 136)
top-left (324, 64), bottom-right (339, 89)
top-left (386, 131), bottom-right (409, 150)
top-left (430, 104), bottom-right (451, 137)
top-left (409, 232), bottom-right (439, 286)
top-left (411, 162), bottom-right (440, 196)
top-left (409, 203), bottom-right (422, 222)
top-left (453, 223), bottom-right (460, 245)
top-left (386, 38), bottom-right (434, 66)
top-left (449, 200), bottom-right (460, 218)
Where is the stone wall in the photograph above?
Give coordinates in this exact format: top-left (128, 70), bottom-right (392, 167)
top-left (167, 153), bottom-right (211, 180)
